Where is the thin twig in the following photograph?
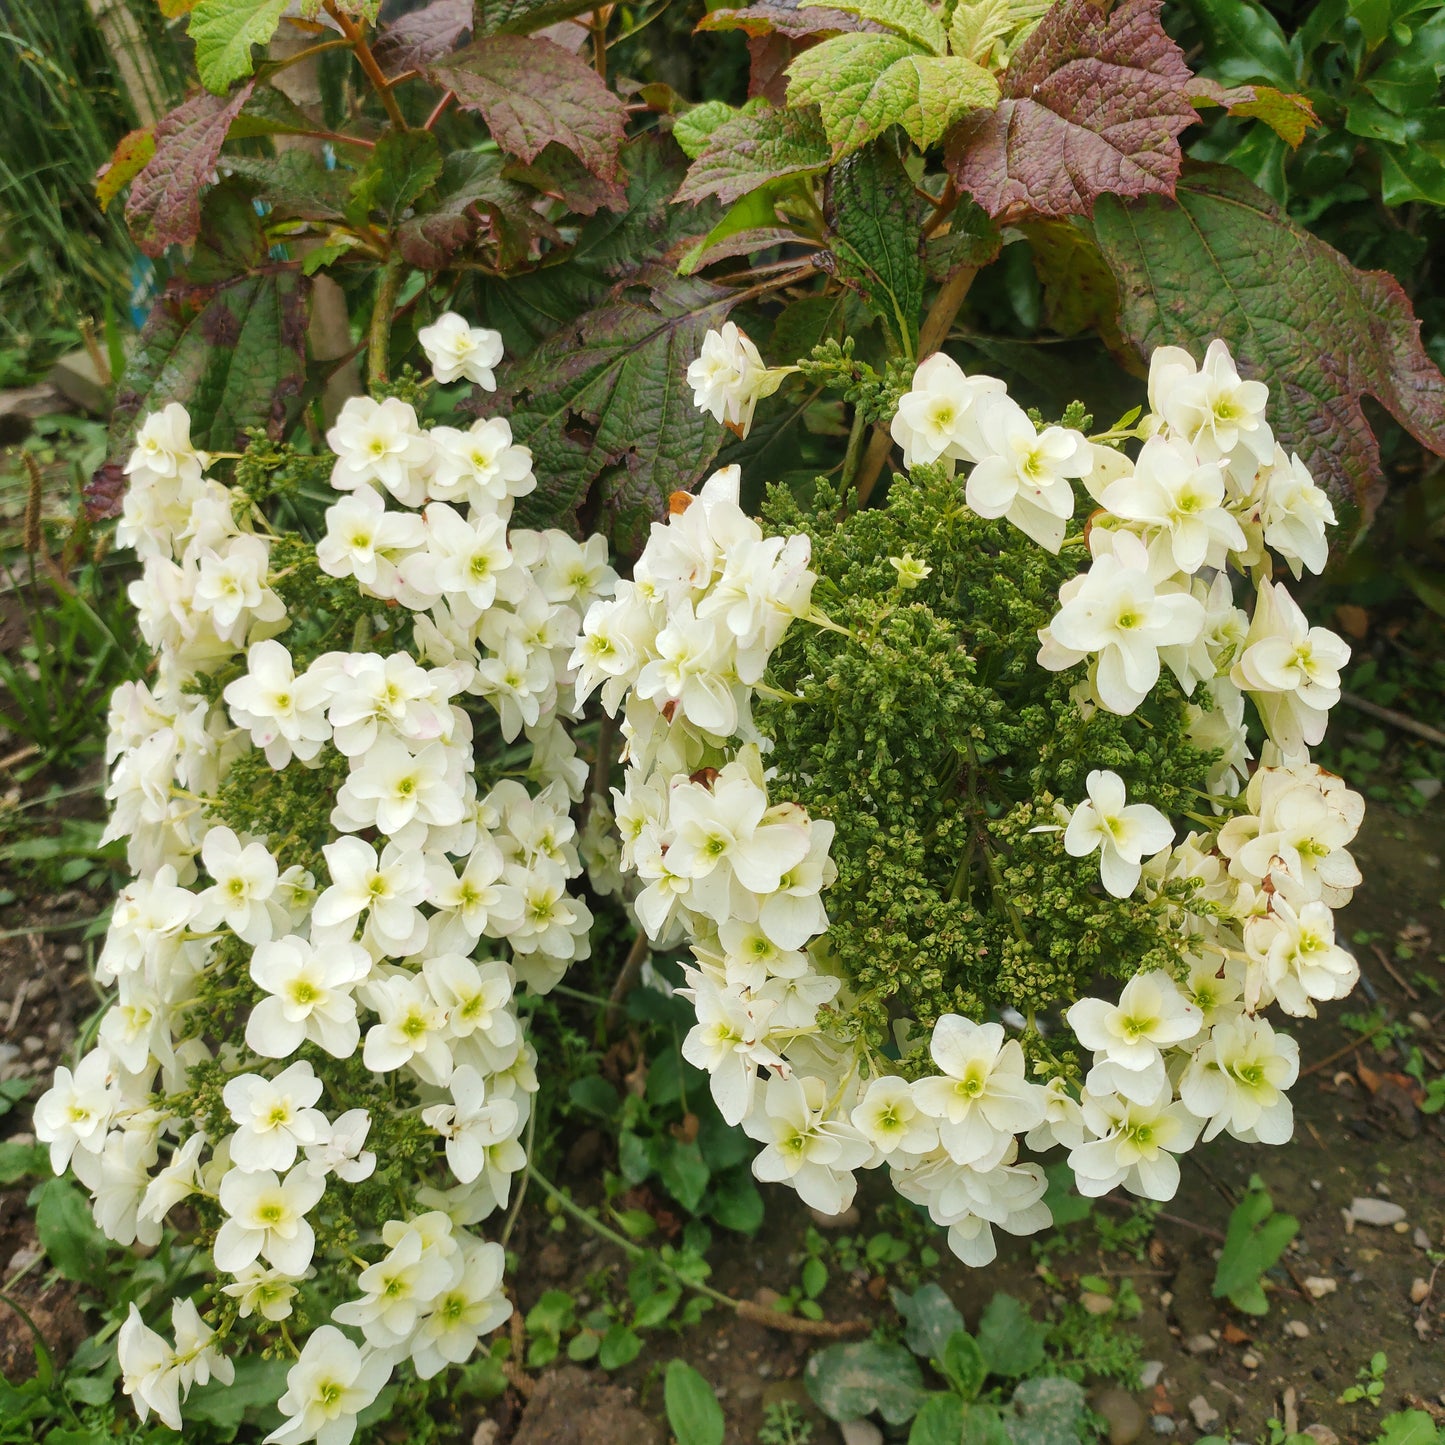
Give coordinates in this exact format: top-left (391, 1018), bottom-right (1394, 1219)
top-left (1299, 1019), bottom-right (1393, 1077)
top-left (367, 254), bottom-right (408, 391)
top-left (1370, 942), bottom-right (1422, 1002)
top-left (1340, 691), bottom-right (1445, 748)
top-left (604, 930), bottom-right (650, 1032)
top-left (527, 1167), bottom-right (868, 1337)
top-left (325, 2), bottom-right (407, 130)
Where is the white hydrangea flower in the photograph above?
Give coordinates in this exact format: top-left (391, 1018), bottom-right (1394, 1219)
top-left (744, 1074), bottom-right (872, 1215)
top-left (223, 1062), bottom-right (330, 1173)
top-left (418, 312), bottom-right (504, 388)
top-left (222, 1262), bottom-right (302, 1322)
top-left (214, 1166), bottom-right (325, 1276)
top-left (247, 934), bottom-right (370, 1060)
top-left (1062, 769), bottom-right (1174, 899)
top-left (1179, 1015), bottom-right (1298, 1143)
top-left (327, 396), bottom-right (434, 507)
top-left (889, 352), bottom-right (1004, 468)
top-left (686, 322), bottom-right (782, 437)
top-left (1069, 1083), bottom-right (1202, 1200)
top-left (265, 1325), bottom-right (388, 1445)
top-left (1067, 970), bottom-right (1202, 1073)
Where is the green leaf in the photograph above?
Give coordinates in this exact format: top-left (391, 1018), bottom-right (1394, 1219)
top-left (189, 0), bottom-right (289, 93)
top-left (707, 1169), bottom-right (764, 1234)
top-left (433, 36), bottom-right (629, 180)
top-left (658, 1139), bottom-right (711, 1213)
top-left (185, 1357), bottom-right (289, 1438)
top-left (677, 104), bottom-right (832, 206)
top-left (109, 194), bottom-right (310, 470)
top-left (828, 142), bottom-right (926, 350)
top-left (351, 129), bottom-right (444, 225)
top-left (1375, 1411), bottom-right (1441, 1445)
top-left (566, 1074), bottom-right (621, 1118)
top-left (975, 1294), bottom-right (1049, 1379)
top-left (674, 100), bottom-right (747, 160)
top-left (941, 1331), bottom-right (987, 1400)
top-left (475, 0), bottom-right (603, 35)
top-left (909, 1393), bottom-right (968, 1445)
top-left (1210, 1176), bottom-right (1298, 1315)
top-left (222, 150), bottom-right (353, 222)
top-left (0, 1078), bottom-right (32, 1116)
top-left (870, 54), bottom-right (1000, 149)
top-left (1185, 78), bottom-right (1318, 148)
top-left (526, 1289), bottom-right (576, 1339)
top-left (787, 33), bottom-right (926, 157)
top-left (598, 1323), bottom-right (644, 1370)
top-left (805, 1340), bottom-right (927, 1424)
top-left (0, 1141), bottom-right (48, 1184)
top-left (802, 1255), bottom-right (829, 1299)
top-left (1093, 163), bottom-right (1445, 532)
top-left (96, 127), bottom-right (156, 213)
top-left (567, 1328), bottom-right (601, 1362)
top-left (949, 0), bottom-right (1012, 63)
top-left (126, 82), bottom-right (256, 256)
top-left (495, 267), bottom-right (738, 549)
top-left (1005, 1377), bottom-right (1088, 1445)
top-left (35, 1179), bottom-right (109, 1282)
top-left (665, 1360), bottom-right (726, 1445)
top-left (633, 1285), bottom-right (682, 1328)
top-left (1182, 0), bottom-right (1295, 88)
top-left (891, 1283), bottom-right (964, 1360)
top-left (801, 0), bottom-right (947, 54)
top-left (1379, 143), bottom-right (1445, 206)
top-left (678, 189), bottom-right (788, 275)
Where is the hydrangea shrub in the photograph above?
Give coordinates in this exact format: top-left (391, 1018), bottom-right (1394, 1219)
top-left (38, 321), bottom-right (616, 1438)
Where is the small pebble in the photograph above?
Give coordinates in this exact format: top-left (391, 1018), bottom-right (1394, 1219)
top-left (62, 944), bottom-right (82, 963)
top-left (1284, 1320), bottom-right (1311, 1339)
top-left (1188, 1396), bottom-right (1220, 1431)
top-left (1395, 1221), bottom-right (1411, 1235)
top-left (1080, 1291), bottom-right (1115, 1315)
top-left (1150, 1417), bottom-right (1176, 1437)
top-left (471, 1423), bottom-right (499, 1445)
top-left (1241, 1352), bottom-right (1260, 1370)
top-left (840, 1421), bottom-right (883, 1445)
top-left (1348, 1197), bottom-right (1407, 1228)
top-left (1184, 1334), bottom-right (1218, 1356)
top-left (21, 1035), bottom-right (42, 1055)
top-left (1090, 1388), bottom-right (1144, 1445)
top-left (1304, 1276), bottom-right (1337, 1299)
top-left (1303, 1428), bottom-right (1340, 1445)
top-left (1415, 1228), bottom-right (1432, 1251)
top-left (1411, 1279), bottom-right (1432, 1305)
top-left (1409, 1011), bottom-right (1433, 1031)
top-left (6, 1245), bottom-right (40, 1273)
top-left (809, 1205), bottom-right (861, 1230)
top-left (1139, 1361), bottom-right (1165, 1389)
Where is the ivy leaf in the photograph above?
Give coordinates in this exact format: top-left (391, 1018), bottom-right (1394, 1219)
top-left (189, 0), bottom-right (289, 93)
top-left (676, 104), bottom-right (831, 206)
top-left (1186, 77), bottom-right (1317, 148)
top-left (126, 81), bottom-right (255, 257)
top-left (96, 128), bottom-right (155, 212)
top-left (373, 0), bottom-right (473, 74)
top-left (350, 129), bottom-right (444, 225)
top-left (870, 54), bottom-right (1000, 149)
top-left (495, 267), bottom-right (738, 550)
top-left (805, 1340), bottom-right (926, 1425)
top-left (697, 0), bottom-right (873, 39)
top-left (946, 0), bottom-right (1195, 221)
top-left (1094, 163), bottom-right (1445, 531)
top-left (787, 33), bottom-right (925, 157)
top-left (828, 142), bottom-right (925, 350)
top-left (433, 36), bottom-right (629, 180)
top-left (799, 0), bottom-right (947, 54)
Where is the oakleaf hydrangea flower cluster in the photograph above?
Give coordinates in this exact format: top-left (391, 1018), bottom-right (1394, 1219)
top-left (582, 331), bottom-right (1364, 1266)
top-left (37, 317), bottom-right (615, 1442)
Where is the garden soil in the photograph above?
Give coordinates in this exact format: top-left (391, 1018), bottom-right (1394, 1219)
top-left (0, 792), bottom-right (1441, 1444)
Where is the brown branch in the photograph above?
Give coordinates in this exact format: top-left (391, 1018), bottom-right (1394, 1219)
top-left (734, 1300), bottom-right (871, 1336)
top-left (325, 2), bottom-right (407, 130)
top-left (604, 928), bottom-right (650, 1031)
top-left (1340, 690), bottom-right (1445, 748)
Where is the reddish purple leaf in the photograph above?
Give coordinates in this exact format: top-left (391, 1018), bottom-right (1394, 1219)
top-left (126, 81), bottom-right (255, 256)
top-left (946, 0), bottom-right (1195, 222)
top-left (1094, 163), bottom-right (1445, 531)
top-left (374, 0), bottom-right (472, 74)
top-left (432, 36), bottom-right (628, 182)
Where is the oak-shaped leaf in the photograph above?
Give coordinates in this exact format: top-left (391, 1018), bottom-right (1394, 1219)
top-left (1093, 163), bottom-right (1445, 531)
top-left (127, 81), bottom-right (256, 257)
top-left (946, 0), bottom-right (1195, 221)
top-left (103, 190), bottom-right (309, 500)
top-left (697, 0), bottom-right (872, 40)
top-left (801, 0), bottom-right (946, 53)
top-left (494, 267), bottom-right (738, 551)
top-left (96, 128), bottom-right (156, 213)
top-left (827, 142), bottom-right (926, 349)
top-left (350, 129), bottom-right (445, 226)
top-left (1186, 77), bottom-right (1317, 148)
top-left (397, 150), bottom-right (557, 270)
top-left (474, 0), bottom-right (604, 34)
top-left (786, 33), bottom-right (922, 156)
top-left (373, 0), bottom-right (473, 74)
top-left (222, 150), bottom-right (352, 223)
top-left (505, 144), bottom-right (629, 216)
top-left (676, 104), bottom-right (831, 206)
top-left (433, 36), bottom-right (629, 181)
top-left (189, 0), bottom-right (288, 94)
